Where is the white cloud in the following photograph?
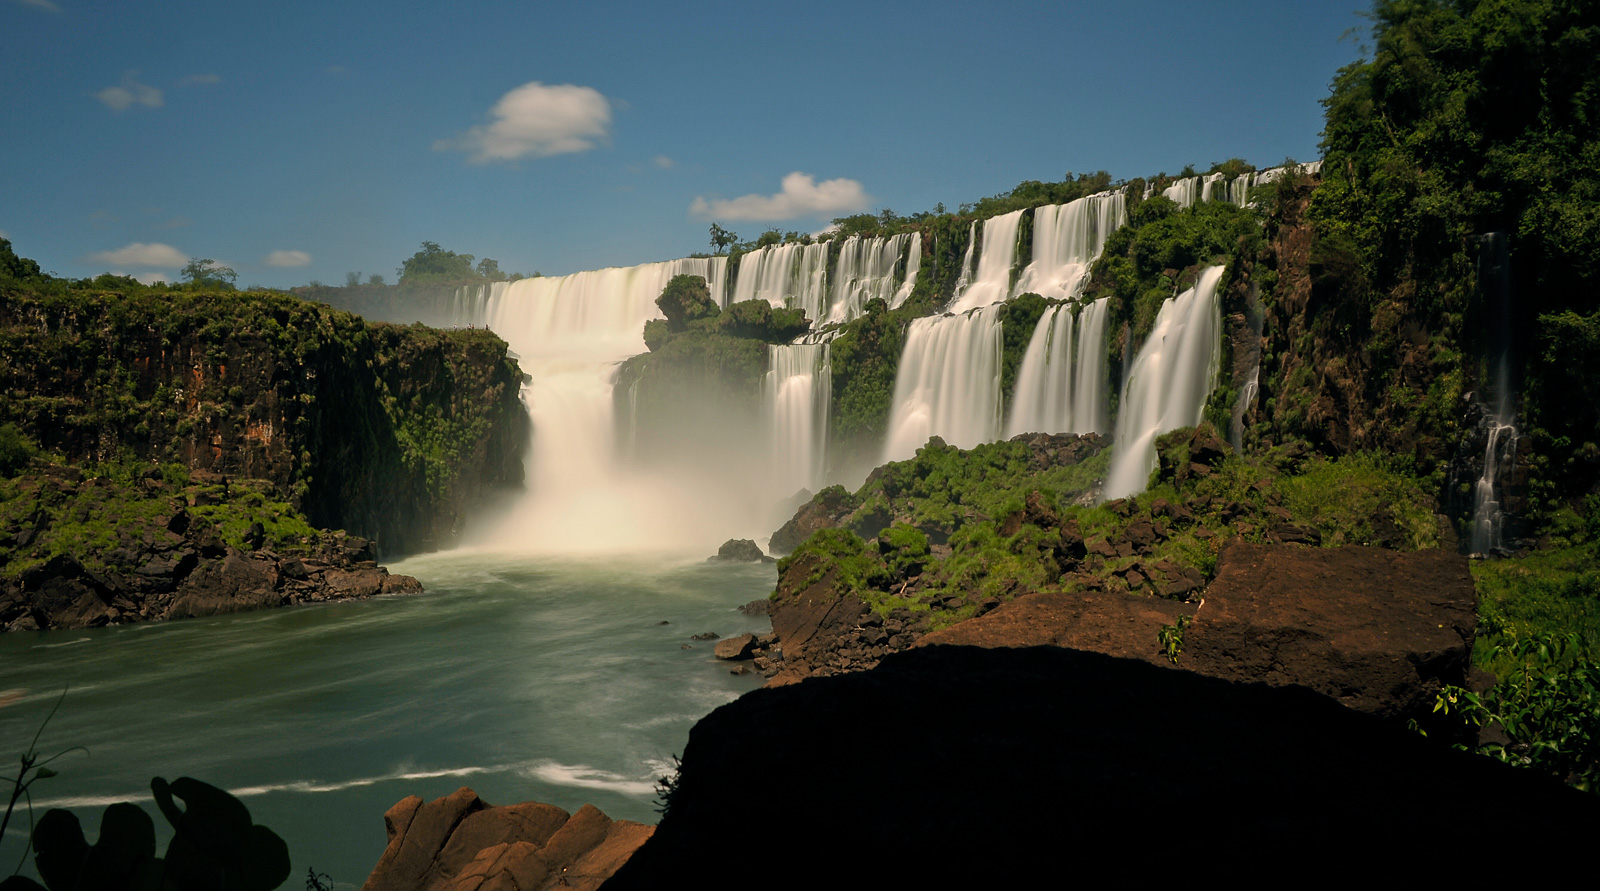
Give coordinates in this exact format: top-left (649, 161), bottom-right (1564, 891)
top-left (133, 271), bottom-right (170, 285)
top-left (437, 81), bottom-right (611, 163)
top-left (264, 250), bottom-right (311, 267)
top-left (652, 155), bottom-right (675, 169)
top-left (177, 73), bottom-right (221, 86)
top-left (15, 0), bottom-right (61, 12)
top-left (89, 242), bottom-right (186, 268)
top-left (690, 172), bottom-right (871, 221)
top-left (96, 73), bottom-right (163, 111)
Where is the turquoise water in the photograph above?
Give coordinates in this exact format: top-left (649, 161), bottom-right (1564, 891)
top-left (0, 549), bottom-right (773, 886)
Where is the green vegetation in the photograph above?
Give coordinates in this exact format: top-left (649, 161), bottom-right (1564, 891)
top-left (1090, 197), bottom-right (1261, 347)
top-left (0, 248), bottom-right (525, 555)
top-left (1158, 615), bottom-right (1192, 664)
top-left (1434, 630), bottom-right (1600, 792)
top-left (1307, 0), bottom-right (1600, 514)
top-left (775, 425), bottom-right (1441, 630)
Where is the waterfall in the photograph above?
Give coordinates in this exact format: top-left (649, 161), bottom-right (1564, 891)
top-left (829, 232), bottom-right (922, 322)
top-left (883, 305), bottom-right (1005, 461)
top-left (460, 256), bottom-right (765, 552)
top-left (767, 342), bottom-right (831, 498)
top-left (1198, 172), bottom-right (1228, 204)
top-left (1006, 298), bottom-right (1111, 437)
top-left (1468, 230), bottom-right (1517, 554)
top-left (1162, 177), bottom-right (1200, 208)
top-left (1470, 421), bottom-right (1517, 554)
top-left (948, 209), bottom-right (1025, 313)
top-left (729, 241), bottom-right (830, 321)
top-left (1012, 193), bottom-right (1126, 301)
top-left (1103, 266), bottom-right (1226, 499)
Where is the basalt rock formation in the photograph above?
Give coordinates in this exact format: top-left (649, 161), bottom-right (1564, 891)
top-left (0, 288), bottom-right (527, 557)
top-left (360, 787), bottom-right (651, 891)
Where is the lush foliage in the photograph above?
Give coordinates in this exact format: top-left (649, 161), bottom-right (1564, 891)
top-left (1309, 0), bottom-right (1600, 518)
top-left (775, 425), bottom-right (1441, 628)
top-left (1435, 630), bottom-right (1600, 791)
top-left (0, 266), bottom-right (524, 553)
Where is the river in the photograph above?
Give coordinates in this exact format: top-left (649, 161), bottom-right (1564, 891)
top-left (0, 549), bottom-right (773, 886)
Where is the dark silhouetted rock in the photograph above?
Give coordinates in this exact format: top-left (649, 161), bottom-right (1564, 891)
top-left (607, 646), bottom-right (1600, 886)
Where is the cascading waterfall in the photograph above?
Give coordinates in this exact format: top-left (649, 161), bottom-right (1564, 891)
top-left (1103, 266), bottom-right (1226, 499)
top-left (729, 241), bottom-right (830, 321)
top-left (1471, 419), bottom-right (1516, 554)
top-left (883, 305), bottom-right (1005, 461)
top-left (948, 209), bottom-right (1025, 313)
top-left (1006, 298), bottom-right (1112, 437)
top-left (1011, 193), bottom-right (1126, 301)
top-left (1162, 177), bottom-right (1201, 208)
top-left (461, 257), bottom-right (754, 552)
top-left (830, 232), bottom-right (921, 321)
top-left (1468, 230), bottom-right (1517, 554)
top-left (766, 342), bottom-right (831, 498)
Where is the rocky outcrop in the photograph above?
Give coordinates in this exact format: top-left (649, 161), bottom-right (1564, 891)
top-left (0, 289), bottom-right (527, 558)
top-left (360, 788), bottom-right (651, 891)
top-left (608, 645), bottom-right (1600, 884)
top-left (0, 466), bottom-right (420, 632)
top-left (920, 539), bottom-right (1477, 727)
top-left (704, 539), bottom-right (774, 563)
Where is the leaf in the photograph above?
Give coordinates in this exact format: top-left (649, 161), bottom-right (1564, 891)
top-left (35, 767), bottom-right (57, 779)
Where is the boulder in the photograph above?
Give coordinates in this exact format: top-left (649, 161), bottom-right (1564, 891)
top-left (713, 632), bottom-right (758, 660)
top-left (604, 645), bottom-right (1600, 885)
top-left (705, 539), bottom-right (774, 564)
top-left (360, 788), bottom-right (651, 891)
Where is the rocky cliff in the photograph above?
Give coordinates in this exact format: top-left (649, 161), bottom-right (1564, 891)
top-left (0, 287), bottom-right (527, 556)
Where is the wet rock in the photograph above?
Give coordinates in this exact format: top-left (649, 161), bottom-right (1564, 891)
top-left (691, 631), bottom-right (720, 641)
top-left (705, 539), bottom-right (774, 564)
top-left (713, 633), bottom-right (758, 660)
top-left (360, 788), bottom-right (649, 891)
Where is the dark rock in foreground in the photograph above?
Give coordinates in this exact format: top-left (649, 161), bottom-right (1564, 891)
top-left (607, 645), bottom-right (1599, 885)
top-left (361, 787), bottom-right (651, 891)
top-left (704, 538), bottom-right (774, 564)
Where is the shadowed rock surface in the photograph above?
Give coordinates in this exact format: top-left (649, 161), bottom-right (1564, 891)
top-left (361, 788), bottom-right (651, 891)
top-left (605, 645), bottom-right (1598, 886)
top-left (922, 540), bottom-right (1477, 726)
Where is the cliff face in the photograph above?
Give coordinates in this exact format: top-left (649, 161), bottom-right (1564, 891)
top-left (0, 289), bottom-right (527, 557)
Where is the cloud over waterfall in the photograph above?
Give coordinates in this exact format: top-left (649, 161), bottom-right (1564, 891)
top-left (96, 73), bottom-right (164, 111)
top-left (88, 242), bottom-right (186, 268)
top-left (690, 173), bottom-right (871, 221)
top-left (437, 82), bottom-right (612, 163)
top-left (264, 250), bottom-right (311, 267)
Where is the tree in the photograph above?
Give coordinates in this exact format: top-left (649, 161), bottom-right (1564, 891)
top-left (0, 237), bottom-right (44, 282)
top-left (709, 223), bottom-right (738, 256)
top-left (397, 241), bottom-right (478, 285)
top-left (367, 273), bottom-right (387, 287)
top-left (476, 257), bottom-right (505, 280)
top-left (181, 258), bottom-right (237, 290)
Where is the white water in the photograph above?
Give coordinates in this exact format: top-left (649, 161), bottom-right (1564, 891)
top-left (726, 234), bottom-right (920, 327)
top-left (1470, 420), bottom-right (1516, 553)
top-left (830, 232), bottom-right (921, 321)
top-left (767, 342), bottom-right (831, 499)
top-left (1012, 193), bottom-right (1126, 301)
top-left (1006, 298), bottom-right (1111, 437)
top-left (729, 241), bottom-right (830, 322)
top-left (1103, 266), bottom-right (1226, 499)
top-left (948, 210), bottom-right (1025, 313)
top-left (465, 257), bottom-right (787, 552)
top-left (882, 305), bottom-right (1004, 461)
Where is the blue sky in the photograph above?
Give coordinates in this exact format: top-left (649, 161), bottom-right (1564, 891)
top-left (1, 0), bottom-right (1370, 288)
